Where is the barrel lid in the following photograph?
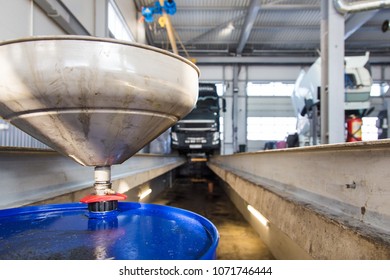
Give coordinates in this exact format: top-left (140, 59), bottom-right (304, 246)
top-left (0, 202), bottom-right (218, 260)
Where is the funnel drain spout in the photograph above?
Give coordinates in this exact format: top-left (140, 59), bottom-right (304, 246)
top-left (94, 166), bottom-right (113, 195)
top-left (80, 165), bottom-right (127, 213)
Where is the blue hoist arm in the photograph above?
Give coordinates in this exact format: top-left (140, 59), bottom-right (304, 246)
top-left (141, 0), bottom-right (176, 23)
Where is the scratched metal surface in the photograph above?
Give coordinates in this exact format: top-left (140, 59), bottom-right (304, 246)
top-left (0, 36), bottom-right (199, 166)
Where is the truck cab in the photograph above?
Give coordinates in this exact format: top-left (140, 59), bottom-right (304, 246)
top-left (171, 83), bottom-right (221, 156)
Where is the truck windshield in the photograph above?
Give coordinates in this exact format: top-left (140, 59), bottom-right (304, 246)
top-left (196, 96), bottom-right (219, 111)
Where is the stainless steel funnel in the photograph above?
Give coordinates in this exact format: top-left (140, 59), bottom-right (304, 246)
top-left (0, 36), bottom-right (199, 166)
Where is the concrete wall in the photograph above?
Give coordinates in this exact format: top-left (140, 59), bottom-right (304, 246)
top-left (0, 149), bottom-right (184, 209)
top-left (209, 141), bottom-right (390, 259)
top-left (62, 0), bottom-right (95, 34)
top-left (0, 0), bottom-right (65, 40)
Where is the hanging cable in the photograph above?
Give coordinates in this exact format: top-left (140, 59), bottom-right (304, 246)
top-left (173, 27), bottom-right (190, 59)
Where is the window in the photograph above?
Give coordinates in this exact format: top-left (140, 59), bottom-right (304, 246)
top-left (216, 83), bottom-right (224, 96)
top-left (362, 117), bottom-right (378, 141)
top-left (247, 117), bottom-right (296, 141)
top-left (370, 82), bottom-right (389, 97)
top-left (246, 117), bottom-right (377, 142)
top-left (247, 82), bottom-right (295, 96)
top-left (108, 1), bottom-right (134, 42)
top-left (219, 117), bottom-right (224, 141)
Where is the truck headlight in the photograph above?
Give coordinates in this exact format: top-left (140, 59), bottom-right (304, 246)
top-left (171, 132), bottom-right (178, 141)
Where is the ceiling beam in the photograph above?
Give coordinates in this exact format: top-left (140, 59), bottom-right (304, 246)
top-left (236, 0), bottom-right (261, 55)
top-left (175, 24), bottom-right (320, 30)
top-left (192, 55), bottom-right (390, 65)
top-left (193, 56), bottom-right (316, 65)
top-left (177, 4), bottom-right (319, 12)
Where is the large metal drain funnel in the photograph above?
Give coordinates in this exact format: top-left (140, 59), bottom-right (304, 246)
top-left (0, 36), bottom-right (199, 167)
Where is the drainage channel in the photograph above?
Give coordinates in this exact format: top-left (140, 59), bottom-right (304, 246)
top-left (152, 174), bottom-right (275, 260)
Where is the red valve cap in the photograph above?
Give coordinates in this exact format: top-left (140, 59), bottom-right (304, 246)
top-left (80, 193), bottom-right (127, 204)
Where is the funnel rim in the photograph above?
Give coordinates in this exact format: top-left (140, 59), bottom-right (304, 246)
top-left (4, 108), bottom-right (179, 122)
top-left (0, 35), bottom-right (200, 76)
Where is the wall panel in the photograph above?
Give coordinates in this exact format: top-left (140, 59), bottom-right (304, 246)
top-left (62, 0), bottom-right (95, 34)
top-left (0, 0), bottom-right (32, 40)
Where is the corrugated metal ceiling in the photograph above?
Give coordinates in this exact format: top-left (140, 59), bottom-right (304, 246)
top-left (134, 0), bottom-right (390, 63)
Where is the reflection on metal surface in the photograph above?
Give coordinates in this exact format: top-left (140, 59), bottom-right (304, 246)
top-left (0, 36), bottom-right (199, 166)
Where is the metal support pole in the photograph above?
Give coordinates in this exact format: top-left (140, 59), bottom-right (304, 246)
top-left (328, 2), bottom-right (345, 143)
top-left (232, 65), bottom-right (239, 153)
top-left (320, 0), bottom-right (329, 144)
top-left (312, 104), bottom-right (318, 145)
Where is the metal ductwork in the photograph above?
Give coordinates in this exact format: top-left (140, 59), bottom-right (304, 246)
top-left (236, 0), bottom-right (261, 55)
top-left (333, 0), bottom-right (390, 14)
top-left (33, 0), bottom-right (90, 35)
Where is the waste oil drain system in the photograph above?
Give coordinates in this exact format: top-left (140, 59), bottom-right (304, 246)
top-left (0, 36), bottom-right (219, 259)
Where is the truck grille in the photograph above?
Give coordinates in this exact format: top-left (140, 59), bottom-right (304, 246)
top-left (175, 121), bottom-right (217, 131)
top-left (184, 137), bottom-right (207, 144)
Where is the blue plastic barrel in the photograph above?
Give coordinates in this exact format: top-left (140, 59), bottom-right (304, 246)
top-left (0, 202), bottom-right (219, 260)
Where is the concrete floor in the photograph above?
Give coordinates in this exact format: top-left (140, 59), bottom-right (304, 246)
top-left (152, 176), bottom-right (275, 260)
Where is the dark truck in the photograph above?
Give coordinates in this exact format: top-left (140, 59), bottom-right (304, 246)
top-left (171, 83), bottom-right (222, 156)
